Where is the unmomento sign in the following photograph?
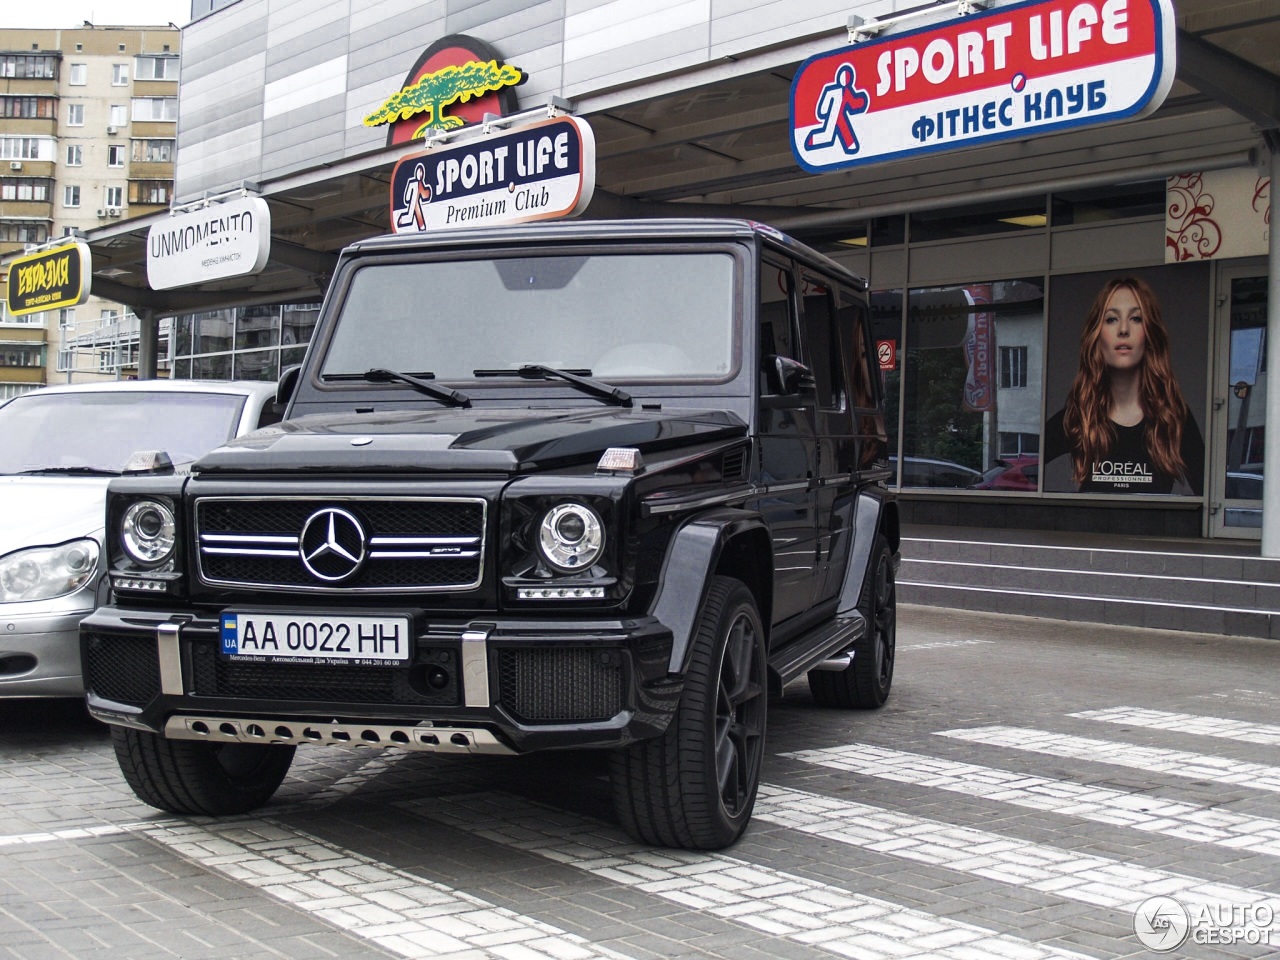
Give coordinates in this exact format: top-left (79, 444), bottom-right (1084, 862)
top-left (389, 115), bottom-right (595, 233)
top-left (791, 0), bottom-right (1174, 173)
top-left (146, 196), bottom-right (271, 290)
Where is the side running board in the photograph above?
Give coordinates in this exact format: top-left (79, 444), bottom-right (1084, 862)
top-left (766, 613), bottom-right (865, 696)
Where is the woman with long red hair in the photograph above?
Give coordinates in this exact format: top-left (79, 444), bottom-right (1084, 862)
top-left (1044, 276), bottom-right (1204, 494)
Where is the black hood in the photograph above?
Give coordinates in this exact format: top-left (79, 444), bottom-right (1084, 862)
top-left (194, 406), bottom-right (747, 475)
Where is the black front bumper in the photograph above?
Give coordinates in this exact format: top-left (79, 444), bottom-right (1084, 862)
top-left (80, 605), bottom-right (680, 754)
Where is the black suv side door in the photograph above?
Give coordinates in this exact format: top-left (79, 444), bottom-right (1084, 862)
top-left (796, 267), bottom-right (860, 607)
top-left (755, 254), bottom-right (820, 625)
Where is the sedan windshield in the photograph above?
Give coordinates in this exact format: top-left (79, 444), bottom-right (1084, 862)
top-left (321, 252), bottom-right (737, 381)
top-left (0, 390), bottom-right (247, 475)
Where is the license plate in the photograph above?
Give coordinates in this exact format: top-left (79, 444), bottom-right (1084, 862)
top-left (219, 612), bottom-right (411, 665)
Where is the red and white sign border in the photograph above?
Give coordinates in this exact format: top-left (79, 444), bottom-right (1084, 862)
top-left (790, 0), bottom-right (1176, 174)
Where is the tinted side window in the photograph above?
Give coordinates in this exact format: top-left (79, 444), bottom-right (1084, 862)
top-left (758, 257), bottom-right (798, 395)
top-left (798, 270), bottom-right (841, 409)
top-left (837, 288), bottom-right (876, 409)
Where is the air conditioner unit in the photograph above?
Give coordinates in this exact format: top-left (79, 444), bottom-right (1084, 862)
top-left (8, 161), bottom-right (21, 171)
top-left (96, 208), bottom-right (105, 217)
top-left (106, 126), bottom-right (117, 135)
top-left (106, 207), bottom-right (121, 217)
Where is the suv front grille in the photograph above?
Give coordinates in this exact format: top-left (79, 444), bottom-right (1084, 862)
top-left (497, 648), bottom-right (625, 723)
top-left (84, 632), bottom-right (160, 707)
top-left (195, 496), bottom-right (486, 593)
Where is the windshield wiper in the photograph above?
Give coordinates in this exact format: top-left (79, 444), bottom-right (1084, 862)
top-left (473, 365), bottom-right (632, 407)
top-left (15, 466), bottom-right (122, 476)
top-left (335, 368), bottom-right (471, 407)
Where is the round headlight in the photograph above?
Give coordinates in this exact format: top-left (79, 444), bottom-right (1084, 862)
top-left (121, 500), bottom-right (176, 567)
top-left (537, 503), bottom-right (604, 573)
top-left (0, 539), bottom-right (100, 602)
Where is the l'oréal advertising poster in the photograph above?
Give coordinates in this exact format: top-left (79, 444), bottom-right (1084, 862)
top-left (1042, 262), bottom-right (1209, 495)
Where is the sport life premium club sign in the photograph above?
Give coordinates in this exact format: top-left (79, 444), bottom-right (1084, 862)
top-left (389, 116), bottom-right (595, 233)
top-left (5, 241), bottom-right (91, 316)
top-left (146, 196), bottom-right (271, 290)
top-left (791, 0), bottom-right (1175, 173)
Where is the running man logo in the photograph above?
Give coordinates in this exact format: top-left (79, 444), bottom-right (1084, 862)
top-left (804, 64), bottom-right (871, 155)
top-left (364, 35), bottom-right (525, 144)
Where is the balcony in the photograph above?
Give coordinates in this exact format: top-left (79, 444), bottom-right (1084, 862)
top-left (0, 198), bottom-right (54, 220)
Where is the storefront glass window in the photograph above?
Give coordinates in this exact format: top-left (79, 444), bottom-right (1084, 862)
top-left (869, 216), bottom-right (905, 247)
top-left (1051, 181), bottom-right (1165, 225)
top-left (282, 304), bottom-right (320, 346)
top-left (194, 310), bottom-right (233, 354)
top-left (234, 349), bottom-right (278, 381)
top-left (192, 353), bottom-right (231, 379)
top-left (869, 290), bottom-right (903, 471)
top-left (166, 304), bottom-right (324, 385)
top-left (280, 345), bottom-right (307, 371)
top-left (236, 306), bottom-right (279, 350)
top-left (898, 278), bottom-right (1044, 489)
top-left (172, 315), bottom-right (194, 355)
top-left (909, 200), bottom-right (1047, 242)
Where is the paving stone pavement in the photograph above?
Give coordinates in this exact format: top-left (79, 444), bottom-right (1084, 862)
top-left (2, 606), bottom-right (1279, 959)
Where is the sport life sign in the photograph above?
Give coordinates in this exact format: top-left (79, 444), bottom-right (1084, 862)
top-left (389, 115), bottom-right (595, 233)
top-left (791, 0), bottom-right (1174, 173)
top-left (146, 196), bottom-right (271, 290)
top-left (5, 241), bottom-right (91, 316)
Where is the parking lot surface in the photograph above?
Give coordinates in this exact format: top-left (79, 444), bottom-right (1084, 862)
top-left (2, 605), bottom-right (1278, 959)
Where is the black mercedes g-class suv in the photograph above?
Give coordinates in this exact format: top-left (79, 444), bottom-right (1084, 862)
top-left (82, 219), bottom-right (898, 850)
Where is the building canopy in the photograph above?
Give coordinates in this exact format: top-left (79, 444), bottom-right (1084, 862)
top-left (70, 0), bottom-right (1280, 316)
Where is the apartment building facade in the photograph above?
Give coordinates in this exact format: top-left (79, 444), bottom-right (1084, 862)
top-left (0, 23), bottom-right (179, 398)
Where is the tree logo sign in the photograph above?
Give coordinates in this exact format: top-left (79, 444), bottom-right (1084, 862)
top-left (364, 35), bottom-right (526, 144)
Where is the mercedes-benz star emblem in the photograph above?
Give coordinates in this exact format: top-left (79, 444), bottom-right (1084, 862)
top-left (299, 507), bottom-right (367, 582)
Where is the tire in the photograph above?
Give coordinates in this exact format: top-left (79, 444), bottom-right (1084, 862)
top-left (610, 575), bottom-right (767, 850)
top-left (808, 533), bottom-right (895, 709)
top-left (111, 727), bottom-right (295, 816)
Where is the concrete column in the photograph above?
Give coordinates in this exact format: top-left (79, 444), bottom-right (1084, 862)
top-left (1262, 136), bottom-right (1280, 556)
top-left (136, 308), bottom-right (158, 380)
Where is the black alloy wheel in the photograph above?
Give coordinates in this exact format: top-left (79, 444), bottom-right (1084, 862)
top-left (714, 590), bottom-right (767, 818)
top-left (610, 575), bottom-right (767, 849)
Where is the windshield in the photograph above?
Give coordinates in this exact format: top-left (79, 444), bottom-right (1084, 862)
top-left (322, 252), bottom-right (737, 381)
top-left (0, 390), bottom-right (247, 474)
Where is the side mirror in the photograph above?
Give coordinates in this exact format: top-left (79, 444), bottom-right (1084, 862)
top-left (275, 364), bottom-right (302, 412)
top-left (774, 355), bottom-right (815, 396)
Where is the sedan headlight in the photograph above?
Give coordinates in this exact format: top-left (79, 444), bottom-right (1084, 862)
top-left (121, 499), bottom-right (177, 567)
top-left (0, 539), bottom-right (99, 602)
top-left (537, 502), bottom-right (604, 573)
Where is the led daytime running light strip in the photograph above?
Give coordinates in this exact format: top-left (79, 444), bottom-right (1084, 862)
top-left (112, 576), bottom-right (169, 592)
top-left (518, 586), bottom-right (605, 600)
